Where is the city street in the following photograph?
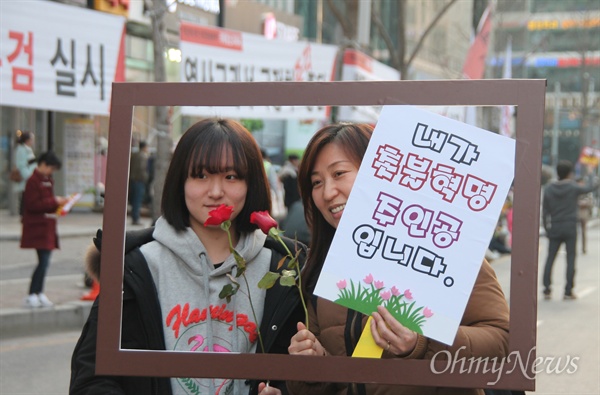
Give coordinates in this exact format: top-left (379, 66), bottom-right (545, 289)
top-left (0, 227), bottom-right (598, 394)
top-left (0, 235), bottom-right (91, 281)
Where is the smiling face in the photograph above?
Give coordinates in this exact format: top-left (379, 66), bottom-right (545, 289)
top-left (310, 142), bottom-right (360, 229)
top-left (185, 149), bottom-right (248, 236)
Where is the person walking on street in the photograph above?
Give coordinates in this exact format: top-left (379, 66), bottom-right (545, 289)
top-left (542, 160), bottom-right (599, 300)
top-left (576, 177), bottom-right (594, 254)
top-left (13, 131), bottom-right (37, 215)
top-left (129, 140), bottom-right (150, 226)
top-left (21, 151), bottom-right (67, 308)
top-left (261, 148), bottom-right (286, 220)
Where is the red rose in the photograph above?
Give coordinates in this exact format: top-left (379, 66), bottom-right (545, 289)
top-left (250, 210), bottom-right (278, 235)
top-left (204, 204), bottom-right (234, 227)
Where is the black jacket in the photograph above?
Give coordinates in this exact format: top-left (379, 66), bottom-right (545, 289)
top-left (70, 227), bottom-right (306, 395)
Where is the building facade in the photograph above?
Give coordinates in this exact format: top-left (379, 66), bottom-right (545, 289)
top-left (491, 0), bottom-right (600, 166)
top-left (4, 0), bottom-right (502, 212)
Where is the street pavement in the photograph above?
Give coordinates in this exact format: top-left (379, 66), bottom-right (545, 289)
top-left (0, 209), bottom-right (599, 394)
top-left (0, 209), bottom-right (150, 338)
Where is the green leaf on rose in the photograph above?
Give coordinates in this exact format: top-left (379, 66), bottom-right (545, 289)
top-left (233, 249), bottom-right (245, 267)
top-left (258, 272), bottom-right (280, 289)
top-left (219, 283), bottom-right (238, 302)
top-left (280, 275), bottom-right (296, 287)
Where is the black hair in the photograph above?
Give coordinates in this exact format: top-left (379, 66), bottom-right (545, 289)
top-left (556, 160), bottom-right (573, 180)
top-left (37, 151), bottom-right (62, 169)
top-left (161, 118), bottom-right (271, 233)
top-left (17, 131), bottom-right (33, 145)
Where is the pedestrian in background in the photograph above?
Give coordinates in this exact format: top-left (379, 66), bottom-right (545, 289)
top-left (129, 140), bottom-right (149, 226)
top-left (280, 200), bottom-right (310, 247)
top-left (278, 153), bottom-right (301, 209)
top-left (12, 131), bottom-right (37, 216)
top-left (542, 160), bottom-right (599, 300)
top-left (21, 151), bottom-right (67, 308)
top-left (261, 148), bottom-right (286, 220)
top-left (576, 176), bottom-right (594, 255)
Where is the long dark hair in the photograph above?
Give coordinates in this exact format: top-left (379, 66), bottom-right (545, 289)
top-left (298, 123), bottom-right (373, 293)
top-left (161, 118), bottom-right (271, 233)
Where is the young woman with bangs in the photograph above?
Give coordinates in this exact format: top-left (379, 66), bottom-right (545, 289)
top-left (71, 118), bottom-right (306, 395)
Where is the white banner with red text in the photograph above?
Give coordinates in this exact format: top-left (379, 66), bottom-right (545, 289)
top-left (0, 0), bottom-right (126, 115)
top-left (179, 22), bottom-right (339, 120)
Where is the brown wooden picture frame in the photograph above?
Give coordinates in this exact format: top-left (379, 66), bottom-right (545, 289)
top-left (97, 80), bottom-right (545, 390)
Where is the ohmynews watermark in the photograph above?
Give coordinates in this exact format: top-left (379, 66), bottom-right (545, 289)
top-left (430, 346), bottom-right (579, 385)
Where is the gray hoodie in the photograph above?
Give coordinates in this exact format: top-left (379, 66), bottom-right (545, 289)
top-left (141, 217), bottom-right (271, 395)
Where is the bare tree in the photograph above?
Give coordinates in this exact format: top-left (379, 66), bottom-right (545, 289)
top-left (145, 0), bottom-right (172, 221)
top-left (328, 0), bottom-right (458, 79)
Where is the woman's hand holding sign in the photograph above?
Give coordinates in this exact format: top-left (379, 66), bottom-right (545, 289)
top-left (371, 305), bottom-right (418, 356)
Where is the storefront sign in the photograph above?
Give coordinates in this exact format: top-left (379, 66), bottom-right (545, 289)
top-left (94, 0), bottom-right (130, 17)
top-left (528, 17), bottom-right (600, 30)
top-left (180, 22), bottom-right (338, 119)
top-left (0, 1), bottom-right (126, 115)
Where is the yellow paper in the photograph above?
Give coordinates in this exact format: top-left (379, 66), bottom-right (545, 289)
top-left (352, 316), bottom-right (384, 358)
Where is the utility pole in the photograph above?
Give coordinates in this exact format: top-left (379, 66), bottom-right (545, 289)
top-left (357, 0), bottom-right (371, 50)
top-left (148, 0), bottom-right (172, 222)
top-left (552, 82), bottom-right (561, 168)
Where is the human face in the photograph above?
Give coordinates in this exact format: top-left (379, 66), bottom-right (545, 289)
top-left (37, 163), bottom-right (57, 177)
top-left (185, 151), bottom-right (248, 235)
top-left (310, 142), bottom-right (360, 229)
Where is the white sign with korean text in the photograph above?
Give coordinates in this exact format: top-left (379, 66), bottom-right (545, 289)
top-left (314, 106), bottom-right (515, 345)
top-left (0, 1), bottom-right (125, 115)
top-left (179, 22), bottom-right (338, 119)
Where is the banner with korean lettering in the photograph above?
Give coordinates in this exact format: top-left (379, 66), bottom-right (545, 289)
top-left (337, 49), bottom-right (400, 123)
top-left (314, 106), bottom-right (515, 346)
top-left (0, 0), bottom-right (125, 115)
top-left (179, 22), bottom-right (338, 119)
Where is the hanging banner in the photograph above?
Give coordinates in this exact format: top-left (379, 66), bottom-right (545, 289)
top-left (314, 105), bottom-right (515, 346)
top-left (180, 22), bottom-right (338, 119)
top-left (337, 49), bottom-right (400, 123)
top-left (0, 0), bottom-right (126, 115)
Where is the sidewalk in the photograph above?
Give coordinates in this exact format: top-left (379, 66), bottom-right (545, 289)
top-left (0, 208), bottom-right (104, 241)
top-left (0, 209), bottom-right (148, 338)
top-left (1, 209), bottom-right (598, 339)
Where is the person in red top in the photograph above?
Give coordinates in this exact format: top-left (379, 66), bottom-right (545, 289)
top-left (21, 151), bottom-right (67, 308)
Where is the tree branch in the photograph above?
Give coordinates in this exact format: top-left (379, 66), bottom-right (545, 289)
top-left (371, 8), bottom-right (399, 69)
top-left (326, 0), bottom-right (355, 39)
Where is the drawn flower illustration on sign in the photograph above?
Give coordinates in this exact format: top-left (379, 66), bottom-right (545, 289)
top-left (334, 274), bottom-right (433, 334)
